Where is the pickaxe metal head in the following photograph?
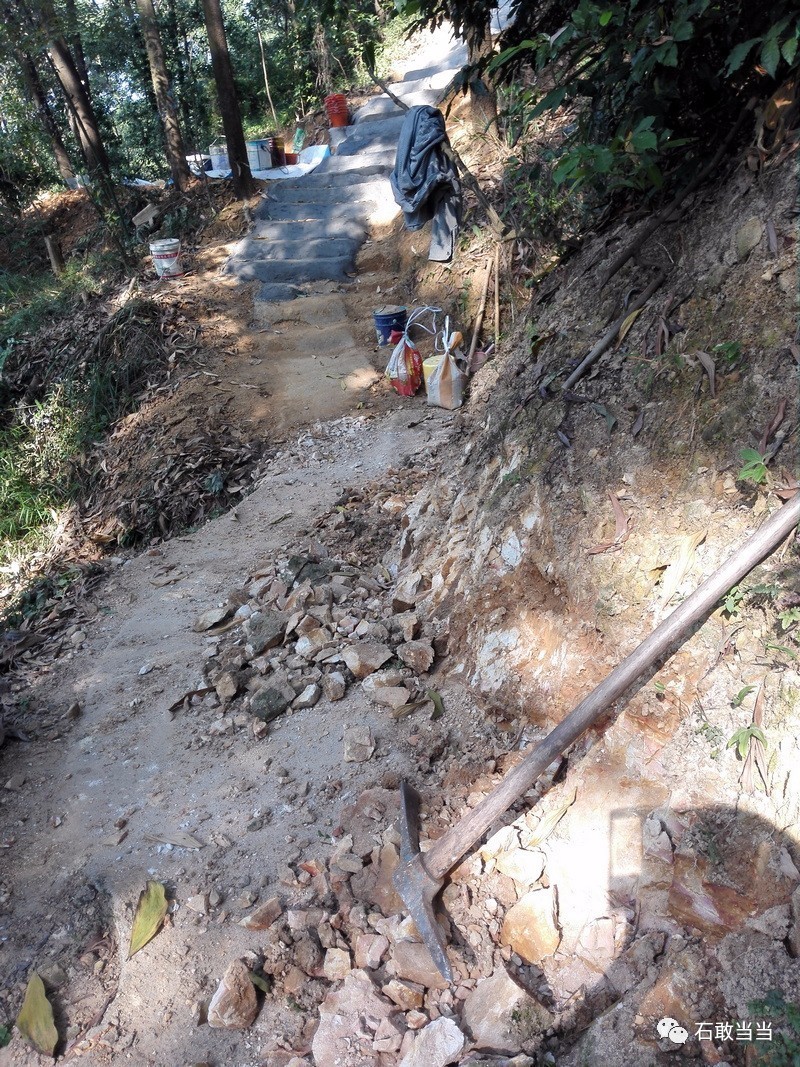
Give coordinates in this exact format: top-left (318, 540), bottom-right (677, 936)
top-left (393, 780), bottom-right (453, 983)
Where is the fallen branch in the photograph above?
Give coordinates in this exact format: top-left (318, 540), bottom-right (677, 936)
top-left (562, 271), bottom-right (665, 390)
top-left (599, 102), bottom-right (754, 288)
top-left (468, 259), bottom-right (493, 364)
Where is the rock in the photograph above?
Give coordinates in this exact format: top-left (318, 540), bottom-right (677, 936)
top-left (37, 963), bottom-right (68, 989)
top-left (370, 686), bottom-right (410, 710)
top-left (344, 726), bottom-right (375, 763)
top-left (215, 672), bottom-right (239, 702)
top-left (362, 668), bottom-right (407, 694)
top-left (396, 640), bottom-right (434, 673)
top-left (354, 933), bottom-right (389, 969)
top-left (462, 968), bottom-right (553, 1052)
top-left (295, 628), bottom-right (332, 659)
top-left (323, 947), bottom-right (352, 980)
top-left (193, 606), bottom-right (229, 632)
top-left (735, 217), bottom-right (763, 260)
top-left (494, 848), bottom-right (546, 886)
top-left (746, 904), bottom-right (791, 939)
top-left (398, 1017), bottom-right (465, 1067)
top-left (244, 610), bottom-right (288, 656)
top-left (322, 671), bottom-right (347, 701)
top-left (66, 701), bottom-right (82, 720)
top-left (4, 775), bottom-right (25, 790)
top-left (406, 1010), bottom-right (428, 1030)
top-left (293, 683), bottom-right (321, 709)
top-left (501, 888), bottom-right (560, 963)
top-left (186, 893), bottom-right (209, 915)
top-left (239, 896), bottom-right (282, 930)
top-left (342, 641), bottom-right (393, 679)
top-left (392, 612), bottom-right (420, 641)
top-left (283, 965), bottom-right (306, 996)
top-left (374, 1015), bottom-right (404, 1054)
top-left (295, 934), bottom-right (323, 976)
top-left (313, 970), bottom-right (395, 1067)
top-left (391, 940), bottom-right (449, 990)
top-left (393, 571), bottom-right (422, 612)
top-left (70, 630), bottom-right (86, 646)
top-left (250, 682), bottom-right (295, 722)
top-left (207, 959), bottom-right (258, 1029)
top-left (382, 978), bottom-right (424, 1010)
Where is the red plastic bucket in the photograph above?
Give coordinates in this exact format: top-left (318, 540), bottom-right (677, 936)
top-left (324, 93), bottom-right (349, 128)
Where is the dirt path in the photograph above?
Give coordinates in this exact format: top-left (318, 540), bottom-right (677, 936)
top-left (0, 26), bottom-right (472, 1066)
top-left (1, 399), bottom-right (456, 1065)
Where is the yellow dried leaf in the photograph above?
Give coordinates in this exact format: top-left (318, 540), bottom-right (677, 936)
top-left (16, 973), bottom-right (58, 1057)
top-left (128, 880), bottom-right (168, 958)
top-left (521, 788), bottom-right (577, 848)
top-left (617, 308), bottom-right (642, 343)
top-left (659, 530), bottom-right (707, 607)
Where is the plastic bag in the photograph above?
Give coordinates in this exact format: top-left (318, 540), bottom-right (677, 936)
top-left (386, 330), bottom-right (423, 396)
top-left (427, 318), bottom-right (468, 409)
top-left (384, 306), bottom-right (440, 397)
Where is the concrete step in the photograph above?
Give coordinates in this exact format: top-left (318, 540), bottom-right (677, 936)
top-left (254, 282), bottom-right (303, 303)
top-left (256, 200), bottom-right (374, 224)
top-left (244, 236), bottom-right (360, 261)
top-left (225, 255), bottom-right (355, 285)
top-left (268, 177), bottom-right (389, 207)
top-left (267, 169), bottom-right (390, 194)
top-left (314, 146), bottom-right (396, 172)
top-left (250, 218), bottom-right (368, 243)
top-left (352, 87), bottom-right (441, 125)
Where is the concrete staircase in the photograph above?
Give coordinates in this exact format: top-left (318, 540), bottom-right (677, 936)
top-left (224, 34), bottom-right (467, 308)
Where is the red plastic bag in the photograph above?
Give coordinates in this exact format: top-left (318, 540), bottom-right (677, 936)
top-left (386, 329), bottom-right (423, 397)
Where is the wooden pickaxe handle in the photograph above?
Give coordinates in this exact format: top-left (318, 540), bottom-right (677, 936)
top-left (420, 493), bottom-right (800, 882)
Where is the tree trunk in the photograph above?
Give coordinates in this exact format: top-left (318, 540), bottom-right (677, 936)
top-left (63, 0), bottom-right (91, 98)
top-left (135, 0), bottom-right (191, 190)
top-left (18, 49), bottom-right (76, 184)
top-left (29, 0), bottom-right (111, 176)
top-left (200, 0), bottom-right (253, 199)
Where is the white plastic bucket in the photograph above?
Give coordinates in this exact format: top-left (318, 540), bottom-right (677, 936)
top-left (246, 140), bottom-right (271, 171)
top-left (150, 238), bottom-right (182, 279)
top-left (208, 141), bottom-right (229, 171)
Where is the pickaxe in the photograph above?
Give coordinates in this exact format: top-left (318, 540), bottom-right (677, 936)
top-left (394, 493), bottom-right (800, 981)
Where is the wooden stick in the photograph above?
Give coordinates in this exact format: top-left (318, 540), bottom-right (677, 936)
top-left (562, 271), bottom-right (664, 390)
top-left (44, 235), bottom-right (64, 276)
top-left (420, 491), bottom-right (800, 882)
top-left (494, 242), bottom-right (501, 348)
top-left (258, 28), bottom-right (279, 130)
top-left (599, 103), bottom-right (753, 287)
top-left (468, 260), bottom-right (493, 364)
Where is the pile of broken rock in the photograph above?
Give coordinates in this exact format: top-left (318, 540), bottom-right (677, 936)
top-left (195, 548), bottom-right (444, 741)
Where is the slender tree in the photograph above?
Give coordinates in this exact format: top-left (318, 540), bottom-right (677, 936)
top-left (134, 0), bottom-right (191, 189)
top-left (200, 0), bottom-right (253, 198)
top-left (18, 49), bottom-right (76, 183)
top-left (24, 0), bottom-right (111, 176)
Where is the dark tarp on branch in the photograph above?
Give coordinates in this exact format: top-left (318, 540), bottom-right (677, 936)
top-left (390, 105), bottom-right (462, 262)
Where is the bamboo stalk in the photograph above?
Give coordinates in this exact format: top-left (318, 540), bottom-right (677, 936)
top-left (258, 28), bottom-right (279, 129)
top-left (494, 242), bottom-right (501, 349)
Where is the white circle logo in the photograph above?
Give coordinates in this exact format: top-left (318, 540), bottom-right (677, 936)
top-left (656, 1017), bottom-right (689, 1044)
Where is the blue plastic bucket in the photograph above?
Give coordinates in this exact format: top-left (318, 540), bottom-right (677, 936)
top-left (373, 305), bottom-right (407, 346)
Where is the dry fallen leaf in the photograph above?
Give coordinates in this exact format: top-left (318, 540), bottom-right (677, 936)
top-left (696, 351), bottom-right (716, 398)
top-left (521, 788), bottom-right (577, 848)
top-left (659, 530), bottom-right (707, 606)
top-left (16, 973), bottom-right (58, 1057)
top-left (145, 831), bottom-right (204, 849)
top-left (617, 307), bottom-right (642, 344)
top-left (128, 880), bottom-right (169, 958)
